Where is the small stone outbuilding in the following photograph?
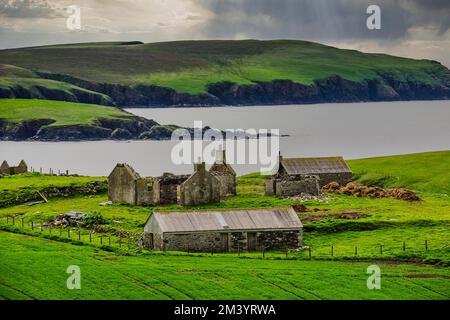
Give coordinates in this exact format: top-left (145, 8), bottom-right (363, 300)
top-left (0, 160), bottom-right (28, 175)
top-left (143, 207), bottom-right (303, 252)
top-left (266, 155), bottom-right (352, 197)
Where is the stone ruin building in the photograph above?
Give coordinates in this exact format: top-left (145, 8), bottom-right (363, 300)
top-left (108, 150), bottom-right (236, 207)
top-left (209, 149), bottom-right (237, 197)
top-left (143, 207), bottom-right (303, 252)
top-left (0, 160), bottom-right (28, 175)
top-left (108, 163), bottom-right (153, 206)
top-left (266, 155), bottom-right (352, 197)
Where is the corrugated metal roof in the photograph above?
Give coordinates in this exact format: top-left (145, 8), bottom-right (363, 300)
top-left (281, 157), bottom-right (351, 175)
top-left (151, 208), bottom-right (302, 233)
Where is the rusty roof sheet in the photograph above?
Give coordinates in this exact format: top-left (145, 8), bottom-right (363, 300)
top-left (152, 208), bottom-right (302, 233)
top-left (281, 157), bottom-right (351, 175)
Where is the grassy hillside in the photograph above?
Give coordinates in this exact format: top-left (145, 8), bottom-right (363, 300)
top-left (1, 232), bottom-right (449, 300)
top-left (349, 151), bottom-right (450, 195)
top-left (1, 40), bottom-right (449, 94)
top-left (0, 99), bottom-right (130, 126)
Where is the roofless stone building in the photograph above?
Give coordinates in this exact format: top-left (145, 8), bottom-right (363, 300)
top-left (108, 150), bottom-right (236, 206)
top-left (143, 207), bottom-right (303, 252)
top-left (0, 160), bottom-right (28, 175)
top-left (266, 155), bottom-right (352, 197)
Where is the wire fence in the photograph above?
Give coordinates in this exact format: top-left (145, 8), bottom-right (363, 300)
top-left (1, 215), bottom-right (449, 260)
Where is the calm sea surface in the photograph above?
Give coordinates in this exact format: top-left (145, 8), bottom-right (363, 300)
top-left (1, 101), bottom-right (449, 176)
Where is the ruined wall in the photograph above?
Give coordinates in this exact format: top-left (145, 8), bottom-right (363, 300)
top-left (316, 172), bottom-right (352, 187)
top-left (0, 161), bottom-right (9, 175)
top-left (153, 174), bottom-right (189, 205)
top-left (275, 176), bottom-right (320, 197)
top-left (179, 164), bottom-right (221, 206)
top-left (108, 167), bottom-right (137, 205)
top-left (135, 178), bottom-right (153, 206)
top-left (212, 173), bottom-right (236, 198)
top-left (265, 179), bottom-right (276, 196)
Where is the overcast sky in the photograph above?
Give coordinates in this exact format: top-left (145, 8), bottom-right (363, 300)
top-left (1, 0), bottom-right (449, 67)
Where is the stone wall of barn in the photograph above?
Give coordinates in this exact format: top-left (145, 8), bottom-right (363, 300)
top-left (275, 176), bottom-right (320, 197)
top-left (162, 232), bottom-right (224, 252)
top-left (257, 230), bottom-right (302, 250)
top-left (316, 172), bottom-right (352, 187)
top-left (148, 229), bottom-right (302, 252)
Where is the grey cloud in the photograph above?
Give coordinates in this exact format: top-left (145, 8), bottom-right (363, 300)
top-left (196, 0), bottom-right (449, 41)
top-left (0, 0), bottom-right (62, 18)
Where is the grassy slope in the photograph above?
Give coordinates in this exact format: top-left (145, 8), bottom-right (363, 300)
top-left (1, 232), bottom-right (449, 300)
top-left (349, 151), bottom-right (450, 195)
top-left (0, 64), bottom-right (112, 102)
top-left (0, 40), bottom-right (448, 94)
top-left (0, 99), bottom-right (130, 126)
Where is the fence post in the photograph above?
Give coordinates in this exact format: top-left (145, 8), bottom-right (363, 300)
top-left (89, 232), bottom-right (92, 243)
top-left (262, 248), bottom-right (265, 258)
top-left (12, 216), bottom-right (15, 225)
top-left (31, 221), bottom-right (34, 230)
top-left (331, 245), bottom-right (334, 257)
top-left (425, 240), bottom-right (428, 251)
top-left (59, 228), bottom-right (62, 237)
top-left (21, 218), bottom-right (24, 229)
top-left (403, 241), bottom-right (406, 252)
top-left (40, 224), bottom-right (43, 232)
top-left (309, 247), bottom-right (312, 258)
top-left (238, 243), bottom-right (240, 257)
top-left (6, 216), bottom-right (9, 224)
top-left (101, 237), bottom-right (103, 245)
top-left (68, 229), bottom-right (71, 238)
top-left (78, 230), bottom-right (81, 240)
top-left (355, 246), bottom-right (358, 256)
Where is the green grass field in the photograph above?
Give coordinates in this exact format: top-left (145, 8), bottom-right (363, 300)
top-left (0, 99), bottom-right (131, 126)
top-left (1, 232), bottom-right (449, 300)
top-left (0, 151), bottom-right (449, 299)
top-left (1, 40), bottom-right (448, 94)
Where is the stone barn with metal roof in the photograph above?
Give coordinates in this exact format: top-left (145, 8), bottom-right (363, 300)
top-left (143, 207), bottom-right (303, 252)
top-left (266, 155), bottom-right (352, 197)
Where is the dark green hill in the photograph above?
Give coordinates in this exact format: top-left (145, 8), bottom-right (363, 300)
top-left (0, 40), bottom-right (449, 106)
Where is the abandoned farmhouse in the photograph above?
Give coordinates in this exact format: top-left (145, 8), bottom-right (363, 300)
top-left (0, 160), bottom-right (28, 175)
top-left (108, 150), bottom-right (236, 206)
top-left (265, 155), bottom-right (352, 197)
top-left (143, 207), bottom-right (303, 252)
